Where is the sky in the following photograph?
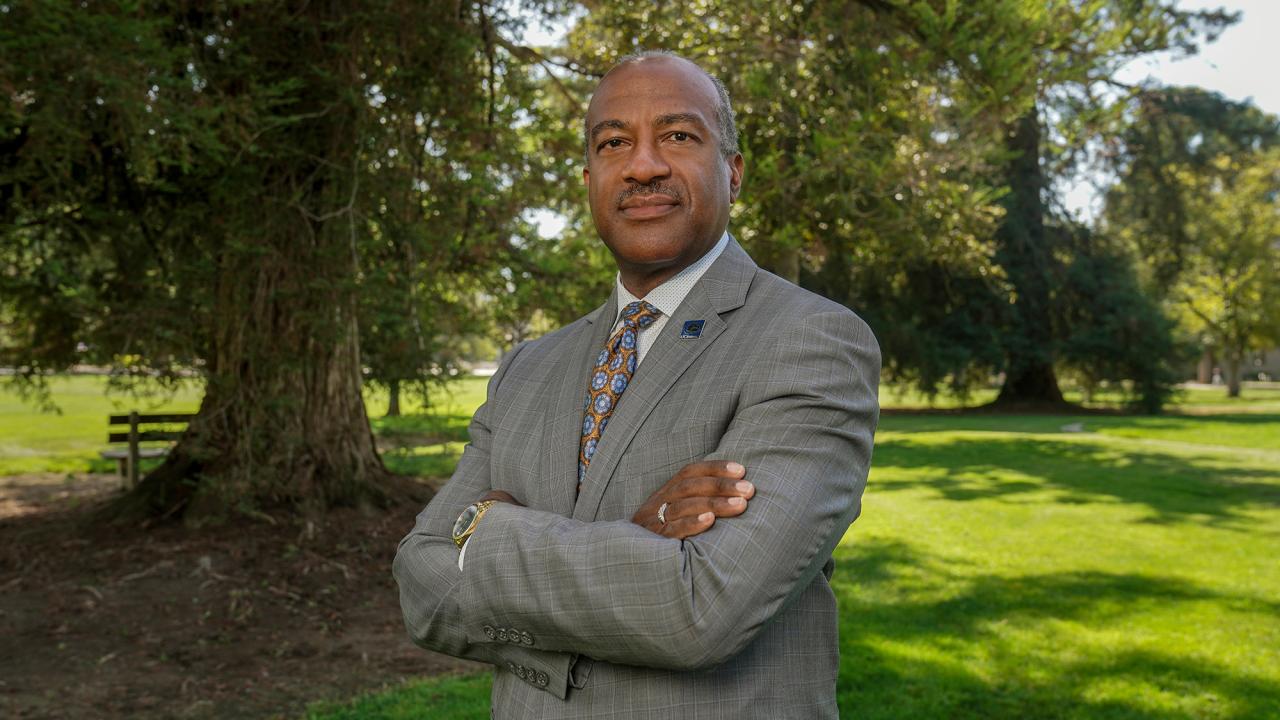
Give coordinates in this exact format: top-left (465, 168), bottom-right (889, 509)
top-left (1115, 0), bottom-right (1279, 115)
top-left (1063, 0), bottom-right (1280, 218)
top-left (516, 1), bottom-right (1278, 228)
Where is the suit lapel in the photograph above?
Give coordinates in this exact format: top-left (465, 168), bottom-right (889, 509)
top-left (540, 293), bottom-right (617, 517)
top-left (572, 239), bottom-right (757, 521)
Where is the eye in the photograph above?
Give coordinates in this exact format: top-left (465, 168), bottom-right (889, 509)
top-left (672, 131), bottom-right (691, 142)
top-left (598, 137), bottom-right (625, 152)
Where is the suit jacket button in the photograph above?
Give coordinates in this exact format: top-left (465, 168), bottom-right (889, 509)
top-left (520, 630), bottom-right (534, 646)
top-left (483, 625), bottom-right (496, 640)
top-left (506, 662), bottom-right (517, 674)
top-left (496, 628), bottom-right (509, 642)
top-left (536, 671), bottom-right (549, 687)
top-left (517, 665), bottom-right (528, 680)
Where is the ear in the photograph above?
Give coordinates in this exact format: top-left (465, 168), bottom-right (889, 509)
top-left (582, 166), bottom-right (590, 186)
top-left (727, 153), bottom-right (744, 203)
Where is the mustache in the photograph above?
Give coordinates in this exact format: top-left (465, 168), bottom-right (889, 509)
top-left (617, 182), bottom-right (682, 206)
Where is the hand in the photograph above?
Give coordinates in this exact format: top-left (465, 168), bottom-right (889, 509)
top-left (478, 490), bottom-right (524, 507)
top-left (631, 460), bottom-right (754, 540)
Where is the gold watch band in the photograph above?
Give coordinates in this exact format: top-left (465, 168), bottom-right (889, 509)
top-left (452, 499), bottom-right (497, 549)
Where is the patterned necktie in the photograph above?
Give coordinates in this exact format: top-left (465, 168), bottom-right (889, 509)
top-left (579, 300), bottom-right (662, 485)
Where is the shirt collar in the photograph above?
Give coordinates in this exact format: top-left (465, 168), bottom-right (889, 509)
top-left (614, 231), bottom-right (729, 323)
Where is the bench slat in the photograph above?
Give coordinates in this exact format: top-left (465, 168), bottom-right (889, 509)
top-left (108, 413), bottom-right (197, 425)
top-left (108, 430), bottom-right (186, 443)
top-left (100, 448), bottom-right (171, 459)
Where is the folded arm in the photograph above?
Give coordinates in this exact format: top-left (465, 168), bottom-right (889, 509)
top-left (448, 310), bottom-right (880, 671)
top-left (392, 343), bottom-right (578, 698)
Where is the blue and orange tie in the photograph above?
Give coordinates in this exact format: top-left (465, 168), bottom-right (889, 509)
top-left (579, 300), bottom-right (662, 487)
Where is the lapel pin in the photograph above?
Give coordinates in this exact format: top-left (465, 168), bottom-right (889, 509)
top-left (680, 320), bottom-right (705, 339)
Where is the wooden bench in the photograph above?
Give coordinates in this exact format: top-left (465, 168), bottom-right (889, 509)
top-left (101, 411), bottom-right (195, 487)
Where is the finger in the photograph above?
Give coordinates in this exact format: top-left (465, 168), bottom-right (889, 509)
top-left (666, 495), bottom-right (748, 522)
top-left (660, 511), bottom-right (716, 540)
top-left (666, 475), bottom-right (755, 501)
top-left (671, 460), bottom-right (746, 482)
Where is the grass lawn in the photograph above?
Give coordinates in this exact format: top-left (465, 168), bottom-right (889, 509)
top-left (0, 375), bottom-right (489, 477)
top-left (309, 399), bottom-right (1280, 718)
top-left (4, 376), bottom-right (1278, 718)
top-left (0, 375), bottom-right (202, 475)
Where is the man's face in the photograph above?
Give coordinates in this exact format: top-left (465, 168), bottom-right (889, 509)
top-left (583, 58), bottom-right (744, 281)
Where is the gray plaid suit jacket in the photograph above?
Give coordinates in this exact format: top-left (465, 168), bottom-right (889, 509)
top-left (394, 237), bottom-right (880, 719)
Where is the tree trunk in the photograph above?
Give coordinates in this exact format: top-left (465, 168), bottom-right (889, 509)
top-left (1197, 348), bottom-right (1215, 384)
top-left (103, 3), bottom-right (423, 524)
top-left (112, 227), bottom-right (414, 523)
top-left (1226, 352), bottom-right (1242, 398)
top-left (387, 378), bottom-right (402, 418)
top-left (993, 106), bottom-right (1066, 408)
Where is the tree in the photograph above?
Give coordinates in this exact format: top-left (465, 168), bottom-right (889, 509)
top-left (1104, 88), bottom-right (1280, 397)
top-left (1166, 151), bottom-right (1280, 397)
top-left (0, 2), bottom-right (572, 521)
top-left (1104, 86), bottom-right (1279, 291)
top-left (988, 1), bottom-right (1235, 406)
top-left (1056, 226), bottom-right (1183, 413)
top-left (558, 0), bottom-right (1044, 399)
top-left (551, 0), bottom-right (1228, 410)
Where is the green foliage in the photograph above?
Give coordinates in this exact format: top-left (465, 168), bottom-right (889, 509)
top-left (0, 0), bottom-right (1253, 499)
top-left (1105, 91), bottom-right (1280, 396)
top-left (986, 2), bottom-right (1234, 404)
top-left (551, 1), bottom-right (1229, 406)
top-left (1168, 150), bottom-right (1280, 394)
top-left (557, 0), bottom-right (1046, 399)
top-left (1056, 227), bottom-right (1184, 413)
top-left (1104, 87), bottom-right (1279, 290)
top-left (0, 2), bottom-right (588, 388)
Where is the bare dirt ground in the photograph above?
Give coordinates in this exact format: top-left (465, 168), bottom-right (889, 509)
top-left (0, 474), bottom-right (479, 719)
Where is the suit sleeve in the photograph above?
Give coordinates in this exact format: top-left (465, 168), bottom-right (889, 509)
top-left (392, 341), bottom-right (578, 699)
top-left (449, 310), bottom-right (880, 671)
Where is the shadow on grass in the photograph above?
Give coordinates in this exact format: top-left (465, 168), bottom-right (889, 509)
top-left (881, 412), bottom-right (1280, 437)
top-left (834, 539), bottom-right (1280, 719)
top-left (370, 413), bottom-right (471, 445)
top-left (871, 436), bottom-right (1280, 526)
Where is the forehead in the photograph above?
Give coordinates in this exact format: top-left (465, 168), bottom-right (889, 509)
top-left (587, 58), bottom-right (720, 127)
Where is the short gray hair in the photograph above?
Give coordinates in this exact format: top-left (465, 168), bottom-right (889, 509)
top-left (585, 50), bottom-right (740, 162)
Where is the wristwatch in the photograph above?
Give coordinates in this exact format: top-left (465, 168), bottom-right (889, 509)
top-left (452, 500), bottom-right (497, 549)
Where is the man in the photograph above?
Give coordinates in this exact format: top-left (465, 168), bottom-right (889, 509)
top-left (394, 51), bottom-right (879, 718)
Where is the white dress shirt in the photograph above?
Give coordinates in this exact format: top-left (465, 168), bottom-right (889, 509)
top-left (459, 232), bottom-right (730, 570)
top-left (609, 231), bottom-right (728, 365)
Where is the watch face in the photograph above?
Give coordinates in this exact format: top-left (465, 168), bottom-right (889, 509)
top-left (453, 504), bottom-right (479, 537)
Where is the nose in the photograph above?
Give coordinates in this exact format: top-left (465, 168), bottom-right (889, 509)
top-left (623, 140), bottom-right (671, 186)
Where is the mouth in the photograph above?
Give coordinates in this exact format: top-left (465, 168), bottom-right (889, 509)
top-left (618, 194), bottom-right (680, 220)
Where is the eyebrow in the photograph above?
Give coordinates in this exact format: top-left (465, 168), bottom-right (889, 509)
top-left (655, 112), bottom-right (709, 130)
top-left (588, 112), bottom-right (711, 144)
top-left (589, 119), bottom-right (628, 143)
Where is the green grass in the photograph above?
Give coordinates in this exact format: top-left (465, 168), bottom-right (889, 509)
top-left (839, 423), bottom-right (1280, 718)
top-left (0, 374), bottom-right (489, 477)
top-left (308, 399), bottom-right (1280, 719)
top-left (304, 674), bottom-right (491, 720)
top-left (365, 377), bottom-right (488, 478)
top-left (4, 374), bottom-right (1275, 476)
top-left (4, 375), bottom-right (1279, 717)
top-left (0, 375), bottom-right (202, 475)
top-left (880, 381), bottom-right (1280, 414)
